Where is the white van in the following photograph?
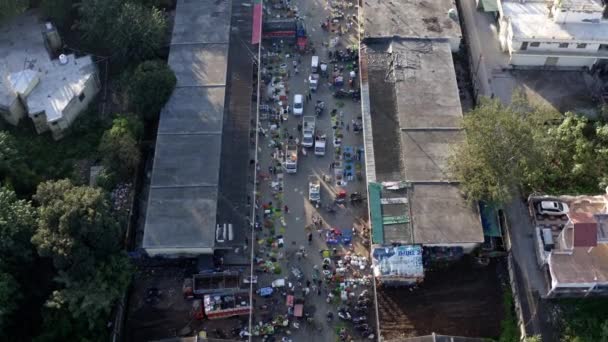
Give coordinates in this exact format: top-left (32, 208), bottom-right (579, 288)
top-left (293, 94), bottom-right (304, 115)
top-left (311, 56), bottom-right (319, 73)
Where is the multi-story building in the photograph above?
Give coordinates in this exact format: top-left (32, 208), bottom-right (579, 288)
top-left (498, 0), bottom-right (608, 68)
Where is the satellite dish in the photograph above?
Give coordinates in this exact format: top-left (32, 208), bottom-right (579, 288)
top-left (59, 54), bottom-right (68, 65)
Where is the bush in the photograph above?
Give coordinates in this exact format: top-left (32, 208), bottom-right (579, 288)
top-left (98, 115), bottom-right (142, 180)
top-left (128, 60), bottom-right (176, 121)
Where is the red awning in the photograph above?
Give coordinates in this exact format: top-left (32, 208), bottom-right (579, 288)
top-left (251, 1), bottom-right (262, 44)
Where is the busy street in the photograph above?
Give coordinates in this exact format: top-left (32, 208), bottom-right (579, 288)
top-left (249, 0), bottom-right (376, 340)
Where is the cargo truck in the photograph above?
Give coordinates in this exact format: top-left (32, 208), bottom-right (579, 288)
top-left (284, 142), bottom-right (298, 173)
top-left (203, 291), bottom-right (251, 320)
top-left (314, 133), bottom-right (327, 156)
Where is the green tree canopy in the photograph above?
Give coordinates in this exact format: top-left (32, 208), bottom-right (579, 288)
top-left (0, 186), bottom-right (36, 270)
top-left (78, 0), bottom-right (166, 64)
top-left (46, 254), bottom-right (132, 329)
top-left (31, 179), bottom-right (122, 280)
top-left (0, 0), bottom-right (29, 22)
top-left (40, 0), bottom-right (75, 27)
top-left (128, 60), bottom-right (176, 120)
top-left (98, 115), bottom-right (141, 180)
top-left (449, 99), bottom-right (553, 204)
top-left (0, 271), bottom-right (20, 331)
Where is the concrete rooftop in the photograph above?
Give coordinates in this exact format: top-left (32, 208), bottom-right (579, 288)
top-left (143, 0), bottom-right (231, 253)
top-left (363, 0), bottom-right (462, 40)
top-left (364, 39), bottom-right (483, 245)
top-left (0, 11), bottom-right (96, 122)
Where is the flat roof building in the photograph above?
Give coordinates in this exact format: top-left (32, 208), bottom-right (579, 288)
top-left (361, 0), bottom-right (484, 261)
top-left (143, 0), bottom-right (232, 256)
top-left (498, 0), bottom-right (608, 68)
top-left (0, 12), bottom-right (99, 140)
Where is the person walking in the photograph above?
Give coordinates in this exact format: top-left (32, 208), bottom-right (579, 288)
top-left (284, 205), bottom-right (289, 213)
top-left (308, 232), bottom-right (313, 244)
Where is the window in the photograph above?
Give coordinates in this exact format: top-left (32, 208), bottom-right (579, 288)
top-left (558, 43), bottom-right (569, 48)
top-left (577, 43), bottom-right (587, 49)
top-left (78, 93), bottom-right (85, 102)
top-left (530, 42), bottom-right (540, 47)
top-left (51, 122), bottom-right (58, 126)
top-left (520, 42), bottom-right (528, 50)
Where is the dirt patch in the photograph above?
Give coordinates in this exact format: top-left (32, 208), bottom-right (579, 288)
top-left (377, 257), bottom-right (505, 340)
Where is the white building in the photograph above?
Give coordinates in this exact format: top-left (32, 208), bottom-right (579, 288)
top-left (0, 12), bottom-right (100, 140)
top-left (498, 0), bottom-right (608, 68)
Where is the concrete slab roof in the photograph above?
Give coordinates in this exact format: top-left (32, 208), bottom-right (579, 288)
top-left (549, 243), bottom-right (608, 285)
top-left (143, 186), bottom-right (218, 250)
top-left (411, 184), bottom-right (484, 244)
top-left (171, 0), bottom-right (231, 44)
top-left (400, 130), bottom-right (462, 182)
top-left (363, 0), bottom-right (462, 40)
top-left (168, 44), bottom-right (229, 87)
top-left (157, 87), bottom-right (226, 135)
top-left (393, 40), bottom-right (463, 129)
top-left (150, 134), bottom-right (223, 187)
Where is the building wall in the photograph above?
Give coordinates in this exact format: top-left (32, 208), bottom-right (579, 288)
top-left (547, 282), bottom-right (608, 298)
top-left (512, 40), bottom-right (601, 54)
top-left (145, 247), bottom-right (215, 257)
top-left (49, 74), bottom-right (100, 140)
top-left (423, 242), bottom-right (480, 254)
top-left (0, 97), bottom-right (26, 126)
top-left (31, 111), bottom-right (50, 134)
top-left (510, 54), bottom-right (596, 68)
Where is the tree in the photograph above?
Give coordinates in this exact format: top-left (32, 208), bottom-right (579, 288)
top-left (449, 99), bottom-right (551, 204)
top-left (40, 0), bottom-right (75, 27)
top-left (0, 186), bottom-right (36, 270)
top-left (128, 60), bottom-right (176, 120)
top-left (46, 254), bottom-right (132, 330)
top-left (0, 0), bottom-right (29, 22)
top-left (0, 271), bottom-right (20, 331)
top-left (98, 115), bottom-right (141, 180)
top-left (0, 131), bottom-right (21, 178)
top-left (31, 180), bottom-right (122, 280)
top-left (78, 0), bottom-right (166, 64)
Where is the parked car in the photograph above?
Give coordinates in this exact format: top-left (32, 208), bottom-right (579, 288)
top-left (293, 94), bottom-right (304, 115)
top-left (537, 201), bottom-right (569, 216)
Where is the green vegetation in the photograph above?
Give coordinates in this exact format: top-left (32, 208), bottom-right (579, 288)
top-left (128, 60), bottom-right (177, 120)
top-left (78, 0), bottom-right (167, 65)
top-left (499, 288), bottom-right (520, 342)
top-left (558, 298), bottom-right (608, 342)
top-left (450, 98), bottom-right (608, 204)
top-left (99, 115), bottom-right (142, 182)
top-left (40, 0), bottom-right (75, 27)
top-left (0, 0), bottom-right (29, 22)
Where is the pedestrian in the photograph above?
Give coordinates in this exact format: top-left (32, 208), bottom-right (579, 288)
top-left (284, 205), bottom-right (289, 213)
top-left (308, 232), bottom-right (313, 244)
top-left (346, 124), bottom-right (350, 131)
top-left (307, 280), bottom-right (311, 287)
top-left (297, 123), bottom-right (302, 132)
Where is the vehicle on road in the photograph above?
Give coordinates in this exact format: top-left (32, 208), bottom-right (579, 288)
top-left (302, 116), bottom-right (316, 147)
top-left (536, 200), bottom-right (569, 216)
top-left (293, 94), bottom-right (304, 115)
top-left (314, 133), bottom-right (327, 156)
top-left (309, 176), bottom-right (321, 204)
top-left (284, 142), bottom-right (298, 173)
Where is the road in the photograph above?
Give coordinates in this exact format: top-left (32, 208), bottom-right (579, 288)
top-left (250, 0), bottom-right (374, 340)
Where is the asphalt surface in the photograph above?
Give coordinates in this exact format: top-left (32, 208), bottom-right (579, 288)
top-left (250, 0), bottom-right (374, 340)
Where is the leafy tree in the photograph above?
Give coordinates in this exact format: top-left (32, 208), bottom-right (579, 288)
top-left (0, 0), bottom-right (29, 22)
top-left (560, 299), bottom-right (608, 342)
top-left (0, 131), bottom-right (21, 178)
top-left (31, 179), bottom-right (122, 280)
top-left (0, 186), bottom-right (36, 270)
top-left (46, 254), bottom-right (132, 329)
top-left (78, 0), bottom-right (166, 64)
top-left (40, 0), bottom-right (75, 27)
top-left (98, 116), bottom-right (141, 180)
top-left (449, 99), bottom-right (552, 204)
top-left (128, 60), bottom-right (176, 120)
top-left (524, 335), bottom-right (542, 342)
top-left (0, 271), bottom-right (20, 331)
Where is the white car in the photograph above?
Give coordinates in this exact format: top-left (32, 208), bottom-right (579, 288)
top-left (537, 201), bottom-right (569, 216)
top-left (293, 94), bottom-right (304, 115)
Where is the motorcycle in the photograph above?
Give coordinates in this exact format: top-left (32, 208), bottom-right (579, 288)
top-left (326, 311), bottom-right (334, 322)
top-left (352, 316), bottom-right (367, 324)
top-left (337, 307), bottom-right (352, 321)
top-left (355, 323), bottom-right (369, 331)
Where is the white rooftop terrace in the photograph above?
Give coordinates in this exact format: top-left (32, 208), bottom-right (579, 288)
top-left (0, 12), bottom-right (96, 122)
top-left (501, 0), bottom-right (608, 42)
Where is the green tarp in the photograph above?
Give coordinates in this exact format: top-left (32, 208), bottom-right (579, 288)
top-left (369, 182), bottom-right (384, 244)
top-left (478, 0), bottom-right (499, 12)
